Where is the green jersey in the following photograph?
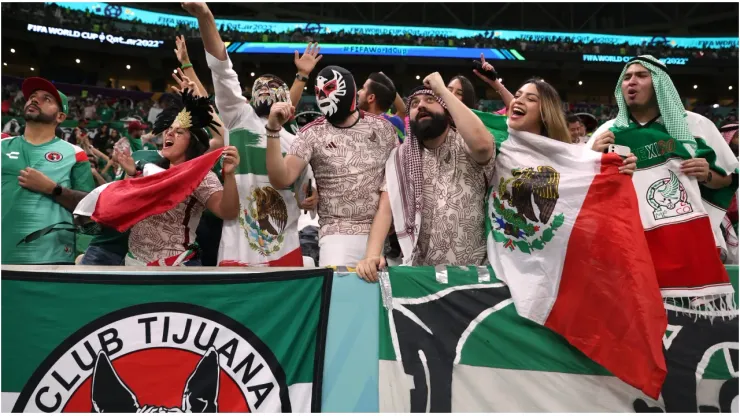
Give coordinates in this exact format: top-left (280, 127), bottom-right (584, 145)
top-left (1, 136), bottom-right (95, 264)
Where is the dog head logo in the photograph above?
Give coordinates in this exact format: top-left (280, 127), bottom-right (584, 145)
top-left (11, 303), bottom-right (291, 413)
top-left (91, 348), bottom-right (219, 413)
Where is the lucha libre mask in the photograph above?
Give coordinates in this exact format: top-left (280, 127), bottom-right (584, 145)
top-left (315, 66), bottom-right (357, 123)
top-left (250, 75), bottom-right (289, 118)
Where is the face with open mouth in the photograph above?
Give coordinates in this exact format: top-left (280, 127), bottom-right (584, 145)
top-left (161, 120), bottom-right (191, 163)
top-left (621, 63), bottom-right (655, 108)
top-left (409, 94), bottom-right (449, 142)
top-left (507, 83), bottom-right (542, 134)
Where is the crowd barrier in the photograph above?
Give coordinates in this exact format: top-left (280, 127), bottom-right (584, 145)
top-left (1, 265), bottom-right (737, 412)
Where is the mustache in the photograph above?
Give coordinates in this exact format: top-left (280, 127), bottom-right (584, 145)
top-left (25, 103), bottom-right (40, 112)
top-left (415, 110), bottom-right (436, 121)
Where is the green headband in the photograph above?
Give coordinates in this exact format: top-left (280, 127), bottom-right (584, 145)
top-left (613, 55), bottom-right (697, 156)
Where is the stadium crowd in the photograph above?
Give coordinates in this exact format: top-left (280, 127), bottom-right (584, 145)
top-left (1, 2), bottom-right (738, 276)
top-left (3, 2), bottom-right (737, 60)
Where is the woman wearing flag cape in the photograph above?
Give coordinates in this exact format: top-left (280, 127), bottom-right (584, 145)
top-left (356, 77), bottom-right (638, 281)
top-left (74, 89), bottom-right (241, 266)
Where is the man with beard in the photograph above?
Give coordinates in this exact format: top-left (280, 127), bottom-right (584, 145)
top-left (1, 77), bottom-right (95, 264)
top-left (357, 72), bottom-right (407, 143)
top-left (264, 64), bottom-right (399, 267)
top-left (184, 2), bottom-right (317, 267)
top-left (356, 73), bottom-right (495, 280)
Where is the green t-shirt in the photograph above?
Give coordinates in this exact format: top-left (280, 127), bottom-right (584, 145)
top-left (1, 136), bottom-right (95, 264)
top-left (87, 150), bottom-right (164, 256)
top-left (98, 107), bottom-right (114, 123)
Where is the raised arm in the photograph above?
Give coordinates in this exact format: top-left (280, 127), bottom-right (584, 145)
top-left (265, 102), bottom-right (308, 189)
top-left (393, 92), bottom-right (407, 119)
top-left (171, 67), bottom-right (225, 147)
top-left (290, 43), bottom-right (323, 107)
top-left (424, 72), bottom-right (494, 164)
top-left (182, 2), bottom-right (251, 130)
top-left (473, 53), bottom-right (514, 110)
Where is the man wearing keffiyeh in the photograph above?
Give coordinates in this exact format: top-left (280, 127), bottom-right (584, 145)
top-left (586, 55), bottom-right (738, 305)
top-left (356, 72), bottom-right (495, 282)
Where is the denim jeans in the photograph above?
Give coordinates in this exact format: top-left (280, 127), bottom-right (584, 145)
top-left (80, 246), bottom-right (125, 266)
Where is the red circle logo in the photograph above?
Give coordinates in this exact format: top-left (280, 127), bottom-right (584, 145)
top-left (45, 152), bottom-right (63, 162)
top-left (11, 303), bottom-right (290, 413)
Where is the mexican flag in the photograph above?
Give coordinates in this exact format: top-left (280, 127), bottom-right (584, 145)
top-left (1, 267), bottom-right (333, 412)
top-left (484, 127), bottom-right (667, 397)
top-left (217, 128), bottom-right (308, 267)
top-left (609, 122), bottom-right (735, 299)
top-left (378, 265), bottom-right (739, 412)
top-left (74, 149), bottom-right (225, 232)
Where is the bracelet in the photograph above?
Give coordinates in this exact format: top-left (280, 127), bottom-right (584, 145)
top-left (264, 125), bottom-right (281, 133)
top-left (295, 73), bottom-right (309, 82)
top-left (180, 63), bottom-right (193, 70)
top-left (266, 134), bottom-right (280, 140)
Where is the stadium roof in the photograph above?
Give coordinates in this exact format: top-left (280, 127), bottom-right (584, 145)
top-left (129, 2), bottom-right (739, 37)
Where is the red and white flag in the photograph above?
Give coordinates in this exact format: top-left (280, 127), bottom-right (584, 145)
top-left (486, 128), bottom-right (667, 399)
top-left (74, 149), bottom-right (224, 232)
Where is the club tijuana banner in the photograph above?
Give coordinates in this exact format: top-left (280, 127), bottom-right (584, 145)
top-left (1, 267), bottom-right (333, 413)
top-left (379, 266), bottom-right (738, 413)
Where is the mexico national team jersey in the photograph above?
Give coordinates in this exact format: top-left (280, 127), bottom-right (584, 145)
top-left (1, 136), bottom-right (95, 264)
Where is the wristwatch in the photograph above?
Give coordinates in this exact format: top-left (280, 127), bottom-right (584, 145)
top-left (701, 171), bottom-right (713, 184)
top-left (295, 73), bottom-right (309, 82)
top-left (52, 184), bottom-right (63, 197)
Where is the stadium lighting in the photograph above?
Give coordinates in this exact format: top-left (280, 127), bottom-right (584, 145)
top-left (75, 59), bottom-right (81, 64)
top-left (304, 86), bottom-right (307, 90)
top-left (693, 85), bottom-right (698, 89)
top-left (415, 75), bottom-right (420, 80)
top-left (2, 63), bottom-right (6, 67)
top-left (173, 69), bottom-right (177, 74)
top-left (730, 86), bottom-right (734, 91)
top-left (126, 64), bottom-right (131, 70)
top-left (578, 81), bottom-right (583, 86)
top-left (712, 103), bottom-right (719, 108)
top-left (122, 86), bottom-right (126, 90)
top-left (10, 48), bottom-right (15, 53)
top-left (250, 72), bottom-right (255, 77)
top-left (30, 67), bottom-right (34, 71)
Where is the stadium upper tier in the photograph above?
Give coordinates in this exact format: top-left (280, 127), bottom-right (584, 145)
top-left (7, 2), bottom-right (738, 59)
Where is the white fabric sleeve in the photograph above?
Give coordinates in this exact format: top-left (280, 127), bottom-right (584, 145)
top-left (586, 119), bottom-right (615, 150)
top-left (205, 50), bottom-right (254, 131)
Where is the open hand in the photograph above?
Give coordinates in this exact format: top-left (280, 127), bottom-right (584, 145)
top-left (171, 68), bottom-right (201, 96)
top-left (294, 42), bottom-right (323, 78)
top-left (113, 150), bottom-right (136, 176)
top-left (174, 35), bottom-right (191, 65)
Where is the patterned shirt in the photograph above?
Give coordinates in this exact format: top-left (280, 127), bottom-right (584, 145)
top-left (289, 111), bottom-right (398, 237)
top-left (128, 171), bottom-right (222, 263)
top-left (414, 130), bottom-right (496, 266)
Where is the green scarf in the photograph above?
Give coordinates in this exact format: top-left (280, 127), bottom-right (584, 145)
top-left (613, 55), bottom-right (697, 157)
